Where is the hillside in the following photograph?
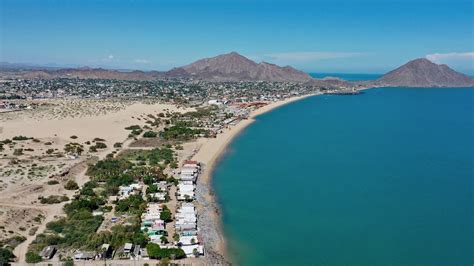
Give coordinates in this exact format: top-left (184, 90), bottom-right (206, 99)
top-left (171, 52), bottom-right (312, 82)
top-left (376, 58), bottom-right (474, 87)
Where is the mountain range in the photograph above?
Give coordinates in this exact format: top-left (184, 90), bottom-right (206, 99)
top-left (1, 52), bottom-right (473, 87)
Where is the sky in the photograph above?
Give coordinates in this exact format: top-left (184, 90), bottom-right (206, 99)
top-left (0, 0), bottom-right (473, 74)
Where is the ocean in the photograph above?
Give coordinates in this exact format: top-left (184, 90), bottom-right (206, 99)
top-left (212, 87), bottom-right (473, 265)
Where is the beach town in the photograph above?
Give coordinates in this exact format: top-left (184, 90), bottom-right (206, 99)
top-left (0, 75), bottom-right (322, 265)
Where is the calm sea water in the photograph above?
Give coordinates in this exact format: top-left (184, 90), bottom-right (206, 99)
top-left (213, 88), bottom-right (473, 266)
top-left (309, 73), bottom-right (381, 80)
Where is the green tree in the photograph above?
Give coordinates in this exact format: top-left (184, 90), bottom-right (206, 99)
top-left (143, 131), bottom-right (157, 138)
top-left (160, 205), bottom-right (172, 222)
top-left (173, 233), bottom-right (179, 242)
top-left (0, 248), bottom-right (15, 264)
top-left (25, 251), bottom-right (42, 263)
top-left (64, 180), bottom-right (79, 190)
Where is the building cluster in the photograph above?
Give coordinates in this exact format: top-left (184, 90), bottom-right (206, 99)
top-left (141, 203), bottom-right (167, 244)
top-left (0, 100), bottom-right (33, 112)
top-left (0, 77), bottom-right (320, 105)
top-left (175, 160), bottom-right (204, 257)
top-left (177, 160), bottom-right (200, 200)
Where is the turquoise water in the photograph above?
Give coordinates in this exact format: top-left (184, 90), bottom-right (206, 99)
top-left (309, 73), bottom-right (381, 80)
top-left (213, 88), bottom-right (474, 266)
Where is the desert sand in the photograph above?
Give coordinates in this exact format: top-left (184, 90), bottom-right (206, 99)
top-left (0, 100), bottom-right (194, 263)
top-left (0, 94), bottom-right (316, 264)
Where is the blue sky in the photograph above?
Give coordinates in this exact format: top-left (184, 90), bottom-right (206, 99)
top-left (1, 0), bottom-right (472, 74)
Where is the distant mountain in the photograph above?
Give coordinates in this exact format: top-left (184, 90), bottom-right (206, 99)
top-left (376, 58), bottom-right (474, 87)
top-left (2, 55), bottom-right (473, 87)
top-left (2, 66), bottom-right (163, 80)
top-left (168, 52), bottom-right (312, 82)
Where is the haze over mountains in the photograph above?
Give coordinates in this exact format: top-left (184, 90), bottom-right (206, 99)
top-left (1, 52), bottom-right (473, 87)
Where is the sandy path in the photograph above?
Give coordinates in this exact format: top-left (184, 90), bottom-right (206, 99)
top-left (9, 201), bottom-right (67, 264)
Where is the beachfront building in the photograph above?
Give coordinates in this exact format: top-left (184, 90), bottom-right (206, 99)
top-left (177, 182), bottom-right (195, 201)
top-left (181, 244), bottom-right (204, 258)
top-left (177, 161), bottom-right (200, 200)
top-left (175, 203), bottom-right (197, 231)
top-left (141, 203), bottom-right (167, 243)
top-left (174, 203), bottom-right (204, 257)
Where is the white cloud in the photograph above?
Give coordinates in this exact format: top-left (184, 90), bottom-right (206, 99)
top-left (101, 54), bottom-right (117, 62)
top-left (134, 59), bottom-right (150, 64)
top-left (426, 52), bottom-right (474, 64)
top-left (259, 51), bottom-right (367, 63)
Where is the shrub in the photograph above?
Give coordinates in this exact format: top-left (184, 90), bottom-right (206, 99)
top-left (12, 136), bottom-right (30, 141)
top-left (40, 195), bottom-right (69, 204)
top-left (64, 143), bottom-right (84, 155)
top-left (13, 149), bottom-right (23, 156)
top-left (115, 195), bottom-right (145, 213)
top-left (113, 142), bottom-right (122, 148)
top-left (146, 243), bottom-right (185, 259)
top-left (25, 251), bottom-right (42, 263)
top-left (64, 180), bottom-right (79, 190)
top-left (143, 131), bottom-right (157, 138)
top-left (161, 125), bottom-right (206, 141)
top-left (95, 142), bottom-right (107, 149)
top-left (46, 218), bottom-right (66, 233)
top-left (125, 125), bottom-right (141, 130)
top-left (70, 135), bottom-right (78, 139)
top-left (46, 148), bottom-right (55, 154)
top-left (47, 180), bottom-right (59, 185)
top-left (131, 129), bottom-right (143, 136)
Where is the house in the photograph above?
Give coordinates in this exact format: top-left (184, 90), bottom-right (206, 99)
top-left (175, 222), bottom-right (196, 231)
top-left (150, 192), bottom-right (167, 201)
top-left (179, 174), bottom-right (196, 182)
top-left (140, 248), bottom-right (149, 260)
top-left (99, 243), bottom-right (113, 259)
top-left (180, 244), bottom-right (204, 257)
top-left (132, 245), bottom-right (141, 260)
top-left (175, 203), bottom-right (197, 230)
top-left (40, 245), bottom-right (56, 260)
top-left (177, 183), bottom-right (195, 200)
top-left (178, 235), bottom-right (199, 246)
top-left (123, 243), bottom-right (134, 255)
top-left (208, 99), bottom-right (222, 106)
top-left (74, 251), bottom-right (95, 261)
top-left (118, 183), bottom-right (142, 200)
top-left (181, 168), bottom-right (198, 175)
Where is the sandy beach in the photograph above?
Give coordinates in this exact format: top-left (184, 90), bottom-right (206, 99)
top-left (0, 94), bottom-right (317, 264)
top-left (191, 93), bottom-right (319, 259)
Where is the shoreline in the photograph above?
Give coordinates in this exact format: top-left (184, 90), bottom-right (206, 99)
top-left (191, 92), bottom-right (320, 262)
